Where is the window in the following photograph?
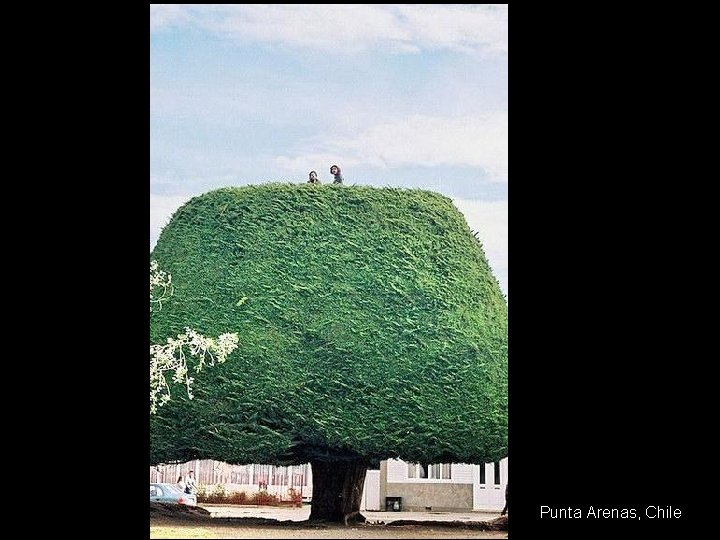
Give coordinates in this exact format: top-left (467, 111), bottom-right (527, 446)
top-left (231, 465), bottom-right (252, 485)
top-left (479, 464), bottom-right (486, 484)
top-left (291, 464), bottom-right (308, 486)
top-left (407, 463), bottom-right (451, 480)
top-left (494, 461), bottom-right (501, 485)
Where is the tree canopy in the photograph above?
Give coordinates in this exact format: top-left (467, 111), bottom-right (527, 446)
top-left (150, 183), bottom-right (507, 467)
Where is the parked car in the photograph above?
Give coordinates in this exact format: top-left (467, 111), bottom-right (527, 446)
top-left (150, 483), bottom-right (197, 506)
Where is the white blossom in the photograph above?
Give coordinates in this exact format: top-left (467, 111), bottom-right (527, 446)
top-left (150, 261), bottom-right (239, 414)
top-left (150, 260), bottom-right (174, 313)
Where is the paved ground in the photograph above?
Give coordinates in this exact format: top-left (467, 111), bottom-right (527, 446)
top-left (199, 503), bottom-right (501, 523)
top-left (152, 505), bottom-right (507, 538)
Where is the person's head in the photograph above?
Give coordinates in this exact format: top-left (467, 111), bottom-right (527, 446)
top-left (188, 470), bottom-right (195, 477)
top-left (309, 171), bottom-right (317, 181)
top-left (330, 165), bottom-right (340, 175)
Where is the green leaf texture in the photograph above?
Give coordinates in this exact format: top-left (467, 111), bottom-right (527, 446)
top-left (150, 183), bottom-right (507, 466)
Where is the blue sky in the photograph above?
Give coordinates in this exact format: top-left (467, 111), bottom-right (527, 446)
top-left (150, 4), bottom-right (508, 295)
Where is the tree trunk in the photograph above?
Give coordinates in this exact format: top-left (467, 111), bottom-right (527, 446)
top-left (308, 458), bottom-right (368, 523)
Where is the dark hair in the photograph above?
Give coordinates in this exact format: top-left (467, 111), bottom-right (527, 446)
top-left (177, 475), bottom-right (183, 482)
top-left (330, 164), bottom-right (341, 174)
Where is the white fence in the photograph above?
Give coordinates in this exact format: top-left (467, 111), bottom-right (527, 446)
top-left (149, 460), bottom-right (313, 500)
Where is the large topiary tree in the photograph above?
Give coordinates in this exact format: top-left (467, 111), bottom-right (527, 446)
top-left (150, 183), bottom-right (507, 522)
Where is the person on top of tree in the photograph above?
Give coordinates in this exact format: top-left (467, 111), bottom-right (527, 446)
top-left (330, 164), bottom-right (343, 184)
top-left (308, 171), bottom-right (321, 184)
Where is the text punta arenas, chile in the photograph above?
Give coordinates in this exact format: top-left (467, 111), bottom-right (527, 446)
top-left (540, 506), bottom-right (682, 519)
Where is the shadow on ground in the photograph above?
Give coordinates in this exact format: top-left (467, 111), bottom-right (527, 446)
top-left (149, 503), bottom-right (508, 531)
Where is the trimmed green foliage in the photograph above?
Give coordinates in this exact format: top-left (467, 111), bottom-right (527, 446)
top-left (150, 183), bottom-right (507, 466)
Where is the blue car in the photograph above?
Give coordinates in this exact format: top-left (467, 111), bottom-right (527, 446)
top-left (150, 483), bottom-right (197, 506)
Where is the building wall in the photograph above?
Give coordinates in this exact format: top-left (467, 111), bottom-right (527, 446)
top-left (386, 459), bottom-right (474, 483)
top-left (379, 460), bottom-right (388, 510)
top-left (381, 458), bottom-right (508, 512)
top-left (360, 470), bottom-right (381, 510)
top-left (385, 482), bottom-right (474, 511)
top-left (384, 459), bottom-right (475, 511)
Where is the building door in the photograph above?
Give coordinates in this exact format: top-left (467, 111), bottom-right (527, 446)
top-left (473, 459), bottom-right (508, 511)
top-left (362, 470), bottom-right (381, 511)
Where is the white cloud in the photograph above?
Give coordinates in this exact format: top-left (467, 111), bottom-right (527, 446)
top-left (276, 113), bottom-right (508, 182)
top-left (276, 153), bottom-right (366, 176)
top-left (394, 4), bottom-right (508, 55)
top-left (150, 4), bottom-right (507, 55)
top-left (150, 4), bottom-right (189, 31)
top-left (150, 193), bottom-right (193, 250)
top-left (451, 198), bottom-right (508, 295)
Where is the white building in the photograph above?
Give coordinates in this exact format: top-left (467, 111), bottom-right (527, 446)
top-left (362, 458), bottom-right (508, 512)
top-left (150, 457), bottom-right (507, 512)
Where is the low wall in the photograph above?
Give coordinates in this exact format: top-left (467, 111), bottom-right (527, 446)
top-left (385, 482), bottom-right (473, 511)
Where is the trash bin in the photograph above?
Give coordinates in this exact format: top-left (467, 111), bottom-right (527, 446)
top-left (386, 496), bottom-right (402, 512)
